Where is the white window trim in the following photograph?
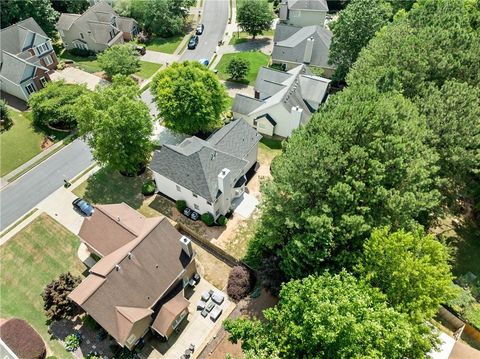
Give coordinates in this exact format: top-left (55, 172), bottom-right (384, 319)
top-left (44, 55), bottom-right (53, 66)
top-left (25, 82), bottom-right (36, 95)
top-left (40, 77), bottom-right (47, 86)
top-left (194, 204), bottom-right (199, 210)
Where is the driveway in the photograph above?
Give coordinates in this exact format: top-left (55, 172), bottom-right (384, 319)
top-left (141, 50), bottom-right (179, 65)
top-left (50, 67), bottom-right (109, 90)
top-left (0, 139), bottom-right (94, 231)
top-left (181, 0), bottom-right (229, 62)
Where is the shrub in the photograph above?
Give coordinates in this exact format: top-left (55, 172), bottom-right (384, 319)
top-left (176, 200), bottom-right (187, 212)
top-left (226, 57), bottom-right (250, 81)
top-left (227, 266), bottom-right (253, 301)
top-left (69, 48), bottom-right (95, 57)
top-left (142, 180), bottom-right (156, 196)
top-left (98, 44), bottom-right (140, 79)
top-left (201, 212), bottom-right (215, 226)
top-left (64, 333), bottom-right (81, 351)
top-left (0, 99), bottom-right (12, 132)
top-left (217, 215), bottom-right (228, 226)
top-left (42, 272), bottom-right (82, 321)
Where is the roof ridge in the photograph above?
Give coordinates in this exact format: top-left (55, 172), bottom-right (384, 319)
top-left (0, 17), bottom-right (35, 33)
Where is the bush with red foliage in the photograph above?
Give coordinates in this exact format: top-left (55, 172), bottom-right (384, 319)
top-left (227, 265), bottom-right (253, 302)
top-left (0, 318), bottom-right (46, 359)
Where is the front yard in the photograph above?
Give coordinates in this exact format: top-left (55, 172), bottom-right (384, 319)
top-left (215, 51), bottom-right (270, 85)
top-left (136, 61), bottom-right (162, 80)
top-left (59, 50), bottom-right (102, 74)
top-left (229, 30), bottom-right (275, 45)
top-left (137, 35), bottom-right (184, 54)
top-left (0, 213), bottom-right (85, 358)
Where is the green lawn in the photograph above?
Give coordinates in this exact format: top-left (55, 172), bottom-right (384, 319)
top-left (215, 51), bottom-right (270, 85)
top-left (258, 137), bottom-right (283, 166)
top-left (0, 214), bottom-right (85, 358)
top-left (73, 166), bottom-right (148, 209)
top-left (59, 50), bottom-right (102, 73)
top-left (0, 111), bottom-right (43, 176)
top-left (229, 29), bottom-right (275, 45)
top-left (140, 35), bottom-right (184, 54)
top-left (136, 61), bottom-right (162, 80)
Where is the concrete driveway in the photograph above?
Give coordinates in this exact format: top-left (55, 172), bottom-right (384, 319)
top-left (141, 50), bottom-right (179, 65)
top-left (50, 67), bottom-right (109, 90)
top-left (36, 186), bottom-right (85, 235)
top-left (232, 192), bottom-right (259, 218)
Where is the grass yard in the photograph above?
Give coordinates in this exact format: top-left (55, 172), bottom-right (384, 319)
top-left (215, 51), bottom-right (270, 85)
top-left (59, 50), bottom-right (102, 73)
top-left (229, 29), bottom-right (275, 45)
top-left (136, 61), bottom-right (162, 80)
top-left (0, 214), bottom-right (85, 358)
top-left (139, 35), bottom-right (184, 54)
top-left (0, 111), bottom-right (43, 176)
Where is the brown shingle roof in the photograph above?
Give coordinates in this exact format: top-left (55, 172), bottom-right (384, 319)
top-left (450, 341), bottom-right (480, 359)
top-left (151, 291), bottom-right (189, 336)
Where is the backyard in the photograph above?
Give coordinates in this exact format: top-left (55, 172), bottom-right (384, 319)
top-left (215, 51), bottom-right (270, 85)
top-left (0, 214), bottom-right (85, 358)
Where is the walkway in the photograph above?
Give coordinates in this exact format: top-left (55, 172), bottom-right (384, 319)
top-left (50, 67), bottom-right (109, 90)
top-left (140, 50), bottom-right (179, 65)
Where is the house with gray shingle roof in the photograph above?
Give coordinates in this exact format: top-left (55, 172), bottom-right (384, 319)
top-left (149, 119), bottom-right (261, 220)
top-left (56, 1), bottom-right (138, 53)
top-left (272, 23), bottom-right (334, 76)
top-left (0, 18), bottom-right (59, 102)
top-left (279, 0), bottom-right (329, 27)
top-left (232, 64), bottom-right (330, 138)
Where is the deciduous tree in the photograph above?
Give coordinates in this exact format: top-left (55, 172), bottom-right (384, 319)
top-left (151, 61), bottom-right (228, 134)
top-left (50, 0), bottom-right (89, 13)
top-left (97, 45), bottom-right (140, 79)
top-left (42, 272), bottom-right (81, 321)
top-left (0, 100), bottom-right (13, 132)
top-left (357, 227), bottom-right (454, 321)
top-left (227, 58), bottom-right (250, 81)
top-left (225, 272), bottom-right (436, 358)
top-left (237, 0), bottom-right (274, 39)
top-left (76, 76), bottom-right (153, 175)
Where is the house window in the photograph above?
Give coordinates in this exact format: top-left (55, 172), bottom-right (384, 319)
top-left (74, 42), bottom-right (88, 50)
top-left (194, 204), bottom-right (199, 210)
top-left (207, 201), bottom-right (212, 205)
top-left (176, 185), bottom-right (181, 192)
top-left (40, 77), bottom-right (48, 87)
top-left (109, 29), bottom-right (116, 40)
top-left (126, 334), bottom-right (137, 345)
top-left (215, 209), bottom-right (220, 216)
top-left (43, 55), bottom-right (53, 66)
top-left (192, 192), bottom-right (198, 198)
top-left (80, 32), bottom-right (84, 39)
top-left (25, 83), bottom-right (36, 95)
top-left (172, 310), bottom-right (188, 330)
top-left (36, 43), bottom-right (49, 55)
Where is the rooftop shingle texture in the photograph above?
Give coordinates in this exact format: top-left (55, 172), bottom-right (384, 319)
top-left (287, 0), bottom-right (329, 11)
top-left (56, 13), bottom-right (81, 30)
top-left (69, 213), bottom-right (193, 346)
top-left (0, 17), bottom-right (47, 55)
top-left (273, 24), bottom-right (332, 68)
top-left (151, 291), bottom-right (189, 336)
top-left (232, 94), bottom-right (264, 114)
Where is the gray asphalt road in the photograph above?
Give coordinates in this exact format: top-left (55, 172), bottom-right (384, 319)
top-left (181, 0), bottom-right (229, 61)
top-left (0, 139), bottom-right (94, 231)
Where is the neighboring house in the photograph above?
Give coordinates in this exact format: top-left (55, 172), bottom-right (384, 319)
top-left (69, 203), bottom-right (197, 349)
top-left (272, 23), bottom-right (334, 76)
top-left (56, 1), bottom-right (138, 53)
top-left (232, 64), bottom-right (330, 138)
top-left (0, 18), bottom-right (58, 102)
top-left (279, 0), bottom-right (329, 27)
top-left (150, 119), bottom-right (261, 220)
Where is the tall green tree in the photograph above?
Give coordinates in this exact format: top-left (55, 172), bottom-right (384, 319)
top-left (246, 85), bottom-right (441, 278)
top-left (151, 61), bottom-right (228, 134)
top-left (237, 0), bottom-right (275, 39)
top-left (1, 0), bottom-right (58, 38)
top-left (357, 227), bottom-right (454, 322)
top-left (227, 57), bottom-right (250, 81)
top-left (329, 0), bottom-right (392, 82)
top-left (0, 100), bottom-right (13, 132)
top-left (225, 272), bottom-right (436, 358)
top-left (76, 76), bottom-right (153, 175)
top-left (97, 44), bottom-right (140, 79)
top-left (50, 0), bottom-right (89, 13)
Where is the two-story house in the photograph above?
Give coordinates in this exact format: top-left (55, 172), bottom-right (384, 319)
top-left (279, 0), bottom-right (329, 27)
top-left (232, 64), bottom-right (330, 138)
top-left (0, 18), bottom-right (58, 102)
top-left (56, 1), bottom-right (138, 53)
top-left (149, 119), bottom-right (261, 220)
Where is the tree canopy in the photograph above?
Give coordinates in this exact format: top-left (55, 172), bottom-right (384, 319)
top-left (225, 272), bottom-right (435, 359)
top-left (1, 0), bottom-right (58, 38)
top-left (97, 45), bottom-right (140, 79)
top-left (76, 76), bottom-right (153, 174)
top-left (246, 85), bottom-right (441, 278)
top-left (329, 0), bottom-right (392, 82)
top-left (151, 61), bottom-right (228, 134)
top-left (227, 58), bottom-right (250, 81)
top-left (237, 0), bottom-right (275, 39)
top-left (50, 0), bottom-right (89, 13)
top-left (357, 227), bottom-right (454, 322)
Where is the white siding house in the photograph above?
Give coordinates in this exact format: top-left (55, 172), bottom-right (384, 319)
top-left (279, 0), bottom-right (329, 27)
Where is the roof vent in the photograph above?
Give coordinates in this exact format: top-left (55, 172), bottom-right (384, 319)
top-left (128, 252), bottom-right (133, 259)
top-left (117, 216), bottom-right (120, 221)
top-left (115, 264), bottom-right (120, 271)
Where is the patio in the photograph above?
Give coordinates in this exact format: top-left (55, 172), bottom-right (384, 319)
top-left (140, 279), bottom-right (235, 359)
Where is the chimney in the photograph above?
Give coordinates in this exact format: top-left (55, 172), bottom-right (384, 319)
top-left (179, 236), bottom-right (193, 257)
top-left (217, 168), bottom-right (231, 194)
top-left (303, 37), bottom-right (315, 64)
top-left (279, 2), bottom-right (288, 21)
top-left (291, 106), bottom-right (303, 131)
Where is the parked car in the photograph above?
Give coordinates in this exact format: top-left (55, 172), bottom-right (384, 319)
top-left (72, 198), bottom-right (94, 216)
top-left (190, 211), bottom-right (200, 221)
top-left (196, 24), bottom-right (205, 35)
top-left (135, 45), bottom-right (146, 55)
top-left (188, 35), bottom-right (199, 49)
top-left (198, 58), bottom-right (209, 66)
top-left (183, 207), bottom-right (192, 217)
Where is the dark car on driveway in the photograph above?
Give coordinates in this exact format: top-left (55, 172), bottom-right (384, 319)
top-left (196, 24), bottom-right (204, 35)
top-left (135, 45), bottom-right (146, 55)
top-left (188, 35), bottom-right (199, 49)
top-left (72, 198), bottom-right (94, 216)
